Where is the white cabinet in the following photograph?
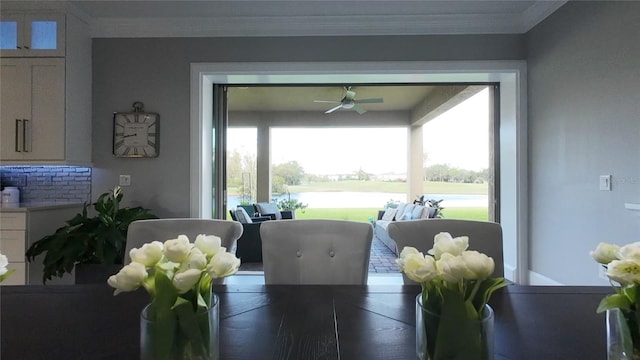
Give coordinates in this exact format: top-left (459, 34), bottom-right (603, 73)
top-left (0, 204), bottom-right (83, 285)
top-left (0, 14), bottom-right (65, 57)
top-left (0, 11), bottom-right (91, 165)
top-left (1, 58), bottom-right (66, 160)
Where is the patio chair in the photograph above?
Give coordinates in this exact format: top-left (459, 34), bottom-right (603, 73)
top-left (125, 218), bottom-right (243, 283)
top-left (260, 219), bottom-right (373, 284)
top-left (254, 202), bottom-right (295, 220)
top-left (387, 219), bottom-right (504, 284)
top-left (229, 206), bottom-right (271, 223)
top-left (229, 207), bottom-right (270, 263)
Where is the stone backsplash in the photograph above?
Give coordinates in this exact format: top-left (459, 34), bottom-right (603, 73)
top-left (0, 166), bottom-right (91, 203)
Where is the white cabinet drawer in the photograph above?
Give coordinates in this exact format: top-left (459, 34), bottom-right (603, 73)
top-left (0, 212), bottom-right (26, 229)
top-left (1, 262), bottom-right (26, 285)
top-left (0, 230), bottom-right (26, 260)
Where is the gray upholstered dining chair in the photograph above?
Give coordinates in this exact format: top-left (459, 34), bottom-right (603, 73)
top-left (125, 218), bottom-right (243, 283)
top-left (260, 219), bottom-right (374, 284)
top-left (387, 219), bottom-right (504, 284)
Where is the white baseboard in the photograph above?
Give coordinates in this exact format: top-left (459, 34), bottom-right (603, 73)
top-left (528, 270), bottom-right (564, 286)
top-left (504, 264), bottom-right (516, 283)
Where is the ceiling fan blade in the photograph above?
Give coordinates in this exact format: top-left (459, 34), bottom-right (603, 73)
top-left (353, 104), bottom-right (367, 115)
top-left (325, 104), bottom-right (343, 114)
top-left (354, 97), bottom-right (384, 104)
top-left (314, 100), bottom-right (341, 104)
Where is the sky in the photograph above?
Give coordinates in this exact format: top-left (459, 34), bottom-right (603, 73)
top-left (227, 87), bottom-right (489, 175)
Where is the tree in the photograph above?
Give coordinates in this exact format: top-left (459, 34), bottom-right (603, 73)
top-left (354, 168), bottom-right (370, 181)
top-left (424, 163), bottom-right (488, 183)
top-left (272, 161), bottom-right (305, 186)
top-left (227, 149), bottom-right (257, 201)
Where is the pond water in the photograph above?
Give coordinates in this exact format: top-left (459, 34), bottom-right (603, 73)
top-left (228, 192), bottom-right (487, 209)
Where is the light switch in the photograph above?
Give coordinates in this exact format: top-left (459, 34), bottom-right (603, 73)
top-left (119, 175), bottom-right (131, 186)
top-left (599, 175), bottom-right (611, 191)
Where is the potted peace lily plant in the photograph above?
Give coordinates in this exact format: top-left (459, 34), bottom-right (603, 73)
top-left (108, 234), bottom-right (240, 360)
top-left (396, 232), bottom-right (508, 360)
top-left (25, 186), bottom-right (157, 283)
top-left (591, 242), bottom-right (640, 360)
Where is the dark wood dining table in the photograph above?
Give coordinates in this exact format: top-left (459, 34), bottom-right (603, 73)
top-left (1, 283), bottom-right (610, 360)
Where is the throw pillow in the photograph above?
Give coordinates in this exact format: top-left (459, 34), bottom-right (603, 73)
top-left (381, 208), bottom-right (397, 221)
top-left (411, 205), bottom-right (426, 220)
top-left (402, 204), bottom-right (416, 219)
top-left (399, 212), bottom-right (412, 220)
top-left (395, 203), bottom-right (407, 220)
top-left (256, 202), bottom-right (282, 220)
top-left (235, 207), bottom-right (253, 224)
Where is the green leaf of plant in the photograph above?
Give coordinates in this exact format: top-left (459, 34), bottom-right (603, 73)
top-left (23, 186), bottom-right (158, 283)
top-left (172, 297), bottom-right (209, 358)
top-left (472, 277), bottom-right (509, 313)
top-left (597, 294), bottom-right (632, 313)
top-left (0, 269), bottom-right (16, 283)
top-left (146, 271), bottom-right (179, 360)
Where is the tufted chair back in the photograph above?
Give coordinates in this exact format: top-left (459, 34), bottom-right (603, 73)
top-left (260, 219), bottom-right (373, 284)
top-left (125, 218), bottom-right (243, 284)
top-left (387, 219), bottom-right (504, 284)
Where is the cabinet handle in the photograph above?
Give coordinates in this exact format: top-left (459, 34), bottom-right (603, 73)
top-left (23, 119), bottom-right (30, 152)
top-left (16, 46), bottom-right (22, 49)
top-left (15, 119), bottom-right (22, 152)
top-left (23, 45), bottom-right (30, 49)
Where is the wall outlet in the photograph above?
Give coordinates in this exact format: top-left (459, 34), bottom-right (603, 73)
top-left (599, 175), bottom-right (612, 191)
top-left (119, 175), bottom-right (131, 186)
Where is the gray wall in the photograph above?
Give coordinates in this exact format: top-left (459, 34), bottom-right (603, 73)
top-left (92, 35), bottom-right (524, 217)
top-left (526, 2), bottom-right (640, 284)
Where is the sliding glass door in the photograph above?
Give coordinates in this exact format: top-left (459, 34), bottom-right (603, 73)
top-left (212, 84), bottom-right (228, 219)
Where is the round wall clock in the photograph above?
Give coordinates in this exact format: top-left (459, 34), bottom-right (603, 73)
top-left (113, 102), bottom-right (159, 158)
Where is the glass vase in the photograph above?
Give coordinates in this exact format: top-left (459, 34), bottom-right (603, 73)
top-left (416, 294), bottom-right (494, 360)
top-left (607, 308), bottom-right (640, 360)
top-left (140, 294), bottom-right (220, 360)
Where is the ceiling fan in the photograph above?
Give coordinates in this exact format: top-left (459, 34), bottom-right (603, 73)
top-left (314, 87), bottom-right (383, 114)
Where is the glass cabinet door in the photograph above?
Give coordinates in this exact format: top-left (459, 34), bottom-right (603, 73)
top-left (0, 16), bottom-right (21, 51)
top-left (0, 15), bottom-right (64, 57)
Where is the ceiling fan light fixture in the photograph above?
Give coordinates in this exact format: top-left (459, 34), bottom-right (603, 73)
top-left (314, 87), bottom-right (383, 114)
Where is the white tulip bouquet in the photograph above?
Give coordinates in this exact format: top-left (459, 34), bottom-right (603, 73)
top-left (397, 232), bottom-right (508, 360)
top-left (108, 234), bottom-right (240, 359)
top-left (591, 242), bottom-right (640, 358)
top-left (0, 252), bottom-right (15, 283)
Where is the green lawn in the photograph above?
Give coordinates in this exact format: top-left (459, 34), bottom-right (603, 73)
top-left (295, 207), bottom-right (488, 222)
top-left (228, 180), bottom-right (489, 222)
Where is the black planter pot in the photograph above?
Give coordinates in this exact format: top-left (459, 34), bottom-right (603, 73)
top-left (75, 263), bottom-right (124, 284)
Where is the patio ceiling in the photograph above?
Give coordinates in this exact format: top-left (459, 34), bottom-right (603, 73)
top-left (227, 84), bottom-right (486, 125)
top-left (228, 85), bottom-right (435, 112)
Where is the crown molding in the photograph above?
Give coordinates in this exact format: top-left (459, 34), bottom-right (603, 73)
top-left (91, 12), bottom-right (544, 38)
top-left (521, 0), bottom-right (567, 32)
top-left (2, 1), bottom-right (565, 38)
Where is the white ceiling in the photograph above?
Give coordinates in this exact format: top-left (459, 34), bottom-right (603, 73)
top-left (5, 1), bottom-right (566, 38)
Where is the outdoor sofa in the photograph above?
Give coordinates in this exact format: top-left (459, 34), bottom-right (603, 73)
top-left (374, 202), bottom-right (437, 255)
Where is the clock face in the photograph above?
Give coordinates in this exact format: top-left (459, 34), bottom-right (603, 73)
top-left (113, 112), bottom-right (159, 157)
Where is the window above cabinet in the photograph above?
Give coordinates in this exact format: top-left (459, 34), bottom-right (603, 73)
top-left (0, 14), bottom-right (65, 57)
